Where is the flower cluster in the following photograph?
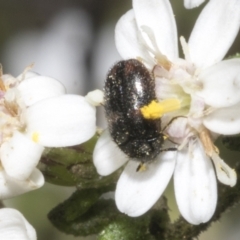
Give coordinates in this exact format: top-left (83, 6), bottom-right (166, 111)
top-left (0, 68), bottom-right (96, 199)
top-left (93, 0), bottom-right (240, 225)
top-left (0, 66), bottom-right (97, 238)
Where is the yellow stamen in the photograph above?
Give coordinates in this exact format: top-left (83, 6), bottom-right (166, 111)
top-left (163, 135), bottom-right (168, 140)
top-left (19, 63), bottom-right (34, 82)
top-left (140, 99), bottom-right (181, 119)
top-left (32, 132), bottom-right (39, 143)
top-left (0, 81), bottom-right (4, 91)
top-left (136, 163), bottom-right (147, 172)
top-left (156, 55), bottom-right (172, 70)
top-left (0, 65), bottom-right (6, 92)
top-left (199, 128), bottom-right (219, 157)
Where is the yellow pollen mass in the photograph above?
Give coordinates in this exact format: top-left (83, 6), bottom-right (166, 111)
top-left (32, 132), bottom-right (39, 143)
top-left (140, 99), bottom-right (181, 119)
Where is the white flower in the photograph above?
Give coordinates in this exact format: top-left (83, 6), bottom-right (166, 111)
top-left (93, 0), bottom-right (240, 225)
top-left (0, 208), bottom-right (36, 240)
top-left (0, 68), bottom-right (96, 199)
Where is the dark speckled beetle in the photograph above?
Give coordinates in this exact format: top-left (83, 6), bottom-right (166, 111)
top-left (104, 59), bottom-right (175, 163)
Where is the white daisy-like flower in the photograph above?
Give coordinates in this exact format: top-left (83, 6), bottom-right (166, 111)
top-left (93, 0), bottom-right (240, 225)
top-left (0, 208), bottom-right (36, 240)
top-left (0, 67), bottom-right (96, 199)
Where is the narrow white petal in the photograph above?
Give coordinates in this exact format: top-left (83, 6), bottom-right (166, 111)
top-left (0, 208), bottom-right (36, 240)
top-left (133, 0), bottom-right (178, 60)
top-left (189, 0), bottom-right (240, 69)
top-left (196, 59), bottom-right (240, 108)
top-left (0, 131), bottom-right (44, 180)
top-left (211, 152), bottom-right (236, 187)
top-left (0, 168), bottom-right (44, 199)
top-left (93, 130), bottom-right (128, 176)
top-left (204, 102), bottom-right (240, 135)
top-left (25, 95), bottom-right (96, 147)
top-left (17, 76), bottom-right (66, 107)
top-left (85, 89), bottom-right (104, 106)
top-left (115, 9), bottom-right (153, 65)
top-left (116, 149), bottom-right (176, 217)
top-left (184, 0), bottom-right (205, 9)
top-left (174, 140), bottom-right (217, 225)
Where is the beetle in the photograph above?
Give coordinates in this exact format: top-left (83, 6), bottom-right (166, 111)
top-left (104, 59), bottom-right (176, 164)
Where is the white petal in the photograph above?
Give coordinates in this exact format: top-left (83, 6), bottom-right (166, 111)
top-left (116, 149), bottom-right (176, 217)
top-left (0, 131), bottom-right (44, 181)
top-left (0, 168), bottom-right (44, 199)
top-left (184, 0), bottom-right (206, 9)
top-left (174, 139), bottom-right (217, 225)
top-left (189, 0), bottom-right (240, 69)
top-left (25, 95), bottom-right (96, 147)
top-left (115, 9), bottom-right (154, 66)
top-left (85, 89), bottom-right (104, 106)
top-left (17, 76), bottom-right (66, 107)
top-left (93, 130), bottom-right (128, 176)
top-left (0, 208), bottom-right (36, 240)
top-left (211, 152), bottom-right (236, 187)
top-left (196, 59), bottom-right (240, 108)
top-left (203, 102), bottom-right (240, 135)
top-left (133, 0), bottom-right (178, 60)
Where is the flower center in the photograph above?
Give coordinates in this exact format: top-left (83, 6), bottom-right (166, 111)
top-left (0, 74), bottom-right (24, 145)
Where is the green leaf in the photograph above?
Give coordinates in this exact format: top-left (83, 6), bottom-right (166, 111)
top-left (38, 134), bottom-right (121, 188)
top-left (48, 187), bottom-right (114, 236)
top-left (98, 215), bottom-right (155, 240)
top-left (49, 188), bottom-right (170, 239)
top-left (222, 135), bottom-right (240, 152)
